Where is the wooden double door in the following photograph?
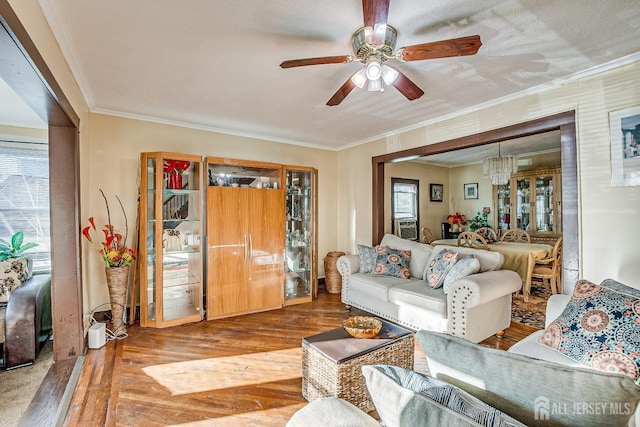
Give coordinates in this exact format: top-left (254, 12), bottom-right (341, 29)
top-left (206, 186), bottom-right (285, 319)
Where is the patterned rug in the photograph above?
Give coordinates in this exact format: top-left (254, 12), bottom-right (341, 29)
top-left (511, 281), bottom-right (550, 330)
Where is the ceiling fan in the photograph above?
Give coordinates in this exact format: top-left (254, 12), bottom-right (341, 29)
top-left (280, 0), bottom-right (482, 106)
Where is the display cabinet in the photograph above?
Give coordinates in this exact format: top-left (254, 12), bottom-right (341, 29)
top-left (205, 157), bottom-right (285, 319)
top-left (139, 152), bottom-right (203, 327)
top-left (493, 167), bottom-right (561, 241)
top-left (494, 182), bottom-right (511, 233)
top-left (284, 166), bottom-right (318, 304)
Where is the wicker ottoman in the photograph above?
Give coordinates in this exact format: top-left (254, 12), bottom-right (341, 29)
top-left (302, 319), bottom-right (414, 412)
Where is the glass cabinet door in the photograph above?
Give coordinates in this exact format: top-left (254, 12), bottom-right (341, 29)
top-left (284, 167), bottom-right (317, 304)
top-left (535, 175), bottom-right (554, 233)
top-left (515, 178), bottom-right (531, 231)
top-left (140, 152), bottom-right (203, 328)
top-left (495, 183), bottom-right (511, 232)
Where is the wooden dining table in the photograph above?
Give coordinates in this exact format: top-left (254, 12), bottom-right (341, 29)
top-left (431, 239), bottom-right (553, 302)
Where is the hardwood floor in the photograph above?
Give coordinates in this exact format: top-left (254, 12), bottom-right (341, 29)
top-left (59, 291), bottom-right (537, 426)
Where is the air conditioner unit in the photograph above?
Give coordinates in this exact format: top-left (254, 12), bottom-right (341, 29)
top-left (394, 219), bottom-right (418, 241)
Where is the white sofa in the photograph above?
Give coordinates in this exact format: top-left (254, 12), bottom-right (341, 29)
top-left (336, 234), bottom-right (522, 343)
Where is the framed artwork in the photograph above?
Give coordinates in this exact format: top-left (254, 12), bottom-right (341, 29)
top-left (610, 105), bottom-right (640, 186)
top-left (430, 183), bottom-right (443, 202)
top-left (464, 183), bottom-right (478, 200)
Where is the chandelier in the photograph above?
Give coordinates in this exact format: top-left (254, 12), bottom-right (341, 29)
top-left (483, 144), bottom-right (518, 186)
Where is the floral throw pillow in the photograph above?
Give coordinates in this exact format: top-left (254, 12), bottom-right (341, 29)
top-left (537, 279), bottom-right (640, 384)
top-left (0, 258), bottom-right (32, 304)
top-left (371, 246), bottom-right (411, 279)
top-left (423, 249), bottom-right (458, 289)
top-left (357, 244), bottom-right (377, 274)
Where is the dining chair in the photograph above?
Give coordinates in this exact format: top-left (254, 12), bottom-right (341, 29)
top-left (475, 227), bottom-right (498, 242)
top-left (420, 227), bottom-right (435, 244)
top-left (501, 229), bottom-right (531, 243)
top-left (531, 236), bottom-right (563, 294)
top-left (457, 231), bottom-right (488, 250)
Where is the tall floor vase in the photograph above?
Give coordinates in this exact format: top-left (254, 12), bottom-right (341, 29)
top-left (105, 265), bottom-right (130, 337)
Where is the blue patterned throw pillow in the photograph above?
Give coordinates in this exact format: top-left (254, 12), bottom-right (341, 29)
top-left (357, 244), bottom-right (377, 274)
top-left (538, 279), bottom-right (640, 384)
top-left (371, 246), bottom-right (411, 279)
top-left (423, 249), bottom-right (458, 289)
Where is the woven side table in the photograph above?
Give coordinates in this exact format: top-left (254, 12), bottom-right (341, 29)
top-left (302, 319), bottom-right (414, 412)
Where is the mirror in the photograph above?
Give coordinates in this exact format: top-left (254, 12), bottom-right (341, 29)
top-left (372, 112), bottom-right (578, 288)
top-left (385, 131), bottom-right (562, 241)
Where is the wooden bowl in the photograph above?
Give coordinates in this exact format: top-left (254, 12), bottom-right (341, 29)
top-left (342, 316), bottom-right (382, 339)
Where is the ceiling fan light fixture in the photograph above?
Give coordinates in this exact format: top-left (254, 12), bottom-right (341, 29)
top-left (366, 59), bottom-right (382, 80)
top-left (351, 69), bottom-right (367, 88)
top-left (381, 65), bottom-right (399, 85)
top-left (368, 77), bottom-right (382, 92)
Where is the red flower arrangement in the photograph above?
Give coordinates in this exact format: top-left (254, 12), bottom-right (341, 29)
top-left (447, 212), bottom-right (466, 226)
top-left (82, 190), bottom-right (136, 268)
top-left (163, 159), bottom-right (190, 175)
top-left (163, 159), bottom-right (190, 189)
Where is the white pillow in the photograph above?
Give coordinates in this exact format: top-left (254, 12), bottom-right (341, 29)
top-left (443, 255), bottom-right (481, 294)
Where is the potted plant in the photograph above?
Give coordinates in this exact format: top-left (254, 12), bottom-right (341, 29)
top-left (468, 207), bottom-right (491, 231)
top-left (82, 189), bottom-right (136, 336)
top-left (0, 231), bottom-right (38, 303)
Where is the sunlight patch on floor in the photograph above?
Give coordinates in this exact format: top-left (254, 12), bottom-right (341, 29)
top-left (166, 403), bottom-right (307, 426)
top-left (142, 347), bottom-right (302, 395)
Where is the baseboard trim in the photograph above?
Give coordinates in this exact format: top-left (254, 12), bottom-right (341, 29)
top-left (54, 355), bottom-right (84, 427)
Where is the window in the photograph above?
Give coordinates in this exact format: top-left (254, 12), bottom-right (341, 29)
top-left (0, 142), bottom-right (51, 272)
top-left (391, 178), bottom-right (419, 236)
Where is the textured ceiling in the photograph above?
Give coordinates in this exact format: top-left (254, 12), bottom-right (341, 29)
top-left (26, 0), bottom-right (640, 149)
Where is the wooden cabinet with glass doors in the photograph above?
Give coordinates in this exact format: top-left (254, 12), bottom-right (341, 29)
top-left (138, 152), bottom-right (203, 327)
top-left (205, 157), bottom-right (286, 319)
top-left (284, 166), bottom-right (317, 304)
top-left (493, 167), bottom-right (561, 242)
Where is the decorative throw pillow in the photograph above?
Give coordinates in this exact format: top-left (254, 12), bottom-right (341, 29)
top-left (362, 365), bottom-right (526, 427)
top-left (371, 246), bottom-right (411, 279)
top-left (442, 255), bottom-right (480, 294)
top-left (537, 279), bottom-right (640, 384)
top-left (357, 244), bottom-right (377, 274)
top-left (0, 258), bottom-right (32, 304)
top-left (423, 249), bottom-right (458, 289)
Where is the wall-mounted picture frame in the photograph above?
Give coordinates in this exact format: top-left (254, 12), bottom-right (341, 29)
top-left (430, 183), bottom-right (443, 202)
top-left (464, 183), bottom-right (478, 200)
top-left (610, 105), bottom-right (640, 187)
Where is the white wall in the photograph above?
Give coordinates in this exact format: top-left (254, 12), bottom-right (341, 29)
top-left (337, 60), bottom-right (640, 290)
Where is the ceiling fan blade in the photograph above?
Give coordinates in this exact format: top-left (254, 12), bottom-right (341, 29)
top-left (398, 35), bottom-right (482, 62)
top-left (327, 77), bottom-right (357, 106)
top-left (390, 69), bottom-right (424, 101)
top-left (362, 0), bottom-right (390, 45)
top-left (280, 55), bottom-right (353, 68)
